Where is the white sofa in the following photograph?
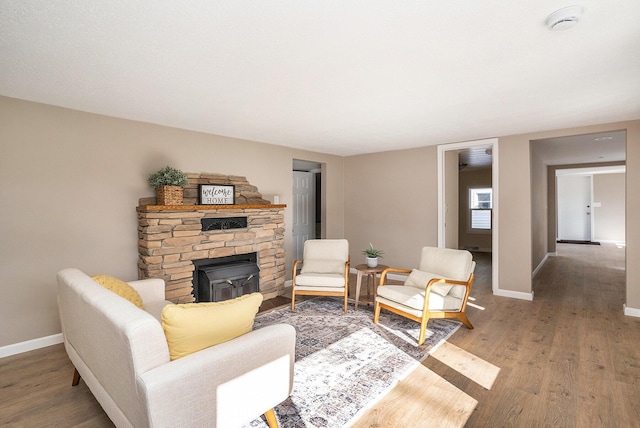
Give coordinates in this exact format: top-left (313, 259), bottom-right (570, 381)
top-left (57, 268), bottom-right (295, 428)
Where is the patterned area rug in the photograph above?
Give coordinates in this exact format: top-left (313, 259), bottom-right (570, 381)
top-left (245, 297), bottom-right (461, 427)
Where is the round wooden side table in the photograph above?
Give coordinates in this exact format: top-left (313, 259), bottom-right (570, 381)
top-left (353, 263), bottom-right (389, 310)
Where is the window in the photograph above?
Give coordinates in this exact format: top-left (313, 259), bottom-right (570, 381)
top-left (469, 187), bottom-right (492, 232)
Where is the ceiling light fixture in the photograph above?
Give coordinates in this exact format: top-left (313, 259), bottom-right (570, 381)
top-left (594, 136), bottom-right (613, 141)
top-left (545, 5), bottom-right (584, 31)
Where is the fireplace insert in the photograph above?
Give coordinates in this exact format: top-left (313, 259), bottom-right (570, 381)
top-left (193, 253), bottom-right (259, 302)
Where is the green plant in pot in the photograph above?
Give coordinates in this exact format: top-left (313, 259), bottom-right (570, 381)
top-left (148, 166), bottom-right (189, 205)
top-left (362, 243), bottom-right (384, 268)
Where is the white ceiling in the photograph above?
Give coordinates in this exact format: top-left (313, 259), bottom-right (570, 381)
top-left (1, 1), bottom-right (639, 157)
top-left (533, 130), bottom-right (627, 165)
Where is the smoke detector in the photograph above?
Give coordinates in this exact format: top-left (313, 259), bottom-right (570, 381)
top-left (545, 5), bottom-right (584, 31)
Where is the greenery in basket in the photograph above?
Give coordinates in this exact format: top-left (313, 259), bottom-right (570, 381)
top-left (148, 166), bottom-right (189, 188)
top-left (362, 243), bottom-right (384, 258)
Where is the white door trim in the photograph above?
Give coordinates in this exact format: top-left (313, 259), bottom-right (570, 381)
top-left (437, 138), bottom-right (500, 295)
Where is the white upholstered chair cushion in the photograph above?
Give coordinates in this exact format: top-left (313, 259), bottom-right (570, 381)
top-left (377, 285), bottom-right (464, 312)
top-left (295, 239), bottom-right (349, 288)
top-left (291, 239), bottom-right (350, 313)
top-left (300, 259), bottom-right (346, 275)
top-left (404, 269), bottom-right (454, 296)
top-left (293, 273), bottom-right (346, 287)
top-left (303, 239), bottom-right (349, 261)
top-left (143, 300), bottom-right (174, 322)
top-left (418, 247), bottom-right (474, 282)
top-left (374, 247), bottom-right (476, 346)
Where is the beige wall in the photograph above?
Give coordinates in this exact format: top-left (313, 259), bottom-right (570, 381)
top-left (458, 168), bottom-right (492, 252)
top-left (593, 173), bottom-right (625, 242)
top-left (530, 145), bottom-right (548, 271)
top-left (494, 136), bottom-right (533, 294)
top-left (0, 96), bottom-right (344, 347)
top-left (343, 146), bottom-right (438, 269)
top-left (3, 94), bottom-right (639, 350)
top-left (344, 120), bottom-right (640, 306)
top-left (625, 121), bottom-right (640, 310)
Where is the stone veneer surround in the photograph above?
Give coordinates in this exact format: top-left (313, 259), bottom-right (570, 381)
top-left (137, 204), bottom-right (286, 303)
top-left (137, 173), bottom-right (285, 303)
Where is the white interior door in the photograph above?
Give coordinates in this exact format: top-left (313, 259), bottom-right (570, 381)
top-left (292, 171), bottom-right (315, 261)
top-left (557, 175), bottom-right (592, 241)
top-left (444, 150), bottom-right (459, 249)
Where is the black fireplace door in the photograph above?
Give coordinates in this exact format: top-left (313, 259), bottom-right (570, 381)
top-left (197, 261), bottom-right (260, 302)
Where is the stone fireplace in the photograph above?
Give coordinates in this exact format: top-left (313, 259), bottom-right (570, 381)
top-left (137, 173), bottom-right (286, 303)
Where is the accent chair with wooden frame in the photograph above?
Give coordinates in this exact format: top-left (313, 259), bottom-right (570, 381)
top-left (291, 239), bottom-right (350, 313)
top-left (374, 246), bottom-right (475, 345)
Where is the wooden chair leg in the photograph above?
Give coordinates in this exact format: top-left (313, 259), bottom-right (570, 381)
top-left (418, 316), bottom-right (429, 346)
top-left (373, 302), bottom-right (381, 324)
top-left (264, 408), bottom-right (279, 428)
top-left (457, 312), bottom-right (474, 329)
top-left (343, 291), bottom-right (348, 313)
top-left (291, 289), bottom-right (296, 312)
top-left (72, 368), bottom-right (81, 386)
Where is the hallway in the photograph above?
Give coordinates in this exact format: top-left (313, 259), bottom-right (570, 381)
top-left (427, 243), bottom-right (640, 427)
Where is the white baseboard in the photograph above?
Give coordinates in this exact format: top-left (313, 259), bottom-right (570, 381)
top-left (0, 333), bottom-right (64, 358)
top-left (494, 288), bottom-right (534, 301)
top-left (623, 304), bottom-right (640, 318)
top-left (532, 253), bottom-right (551, 278)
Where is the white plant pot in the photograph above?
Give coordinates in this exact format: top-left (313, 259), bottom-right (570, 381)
top-left (366, 257), bottom-right (378, 268)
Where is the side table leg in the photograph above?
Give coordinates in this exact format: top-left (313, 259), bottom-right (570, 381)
top-left (355, 271), bottom-right (363, 310)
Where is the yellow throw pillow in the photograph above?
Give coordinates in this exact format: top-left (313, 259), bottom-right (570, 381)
top-left (161, 293), bottom-right (264, 361)
top-left (92, 274), bottom-right (144, 309)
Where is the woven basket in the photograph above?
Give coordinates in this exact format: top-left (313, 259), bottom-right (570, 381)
top-left (156, 185), bottom-right (183, 205)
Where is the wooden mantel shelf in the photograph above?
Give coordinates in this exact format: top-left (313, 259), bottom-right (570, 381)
top-left (137, 204), bottom-right (286, 212)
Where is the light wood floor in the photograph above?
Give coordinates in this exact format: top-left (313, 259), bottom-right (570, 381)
top-left (429, 243), bottom-right (640, 427)
top-left (1, 243), bottom-right (639, 427)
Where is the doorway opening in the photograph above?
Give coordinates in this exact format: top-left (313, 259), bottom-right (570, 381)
top-left (438, 138), bottom-right (498, 295)
top-left (555, 165), bottom-right (626, 244)
top-left (292, 159), bottom-right (323, 261)
top-left (531, 130), bottom-right (626, 252)
top-left (531, 130), bottom-right (626, 302)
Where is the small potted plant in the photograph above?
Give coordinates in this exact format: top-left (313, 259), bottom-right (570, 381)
top-left (362, 243), bottom-right (384, 268)
top-left (148, 166), bottom-right (189, 205)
